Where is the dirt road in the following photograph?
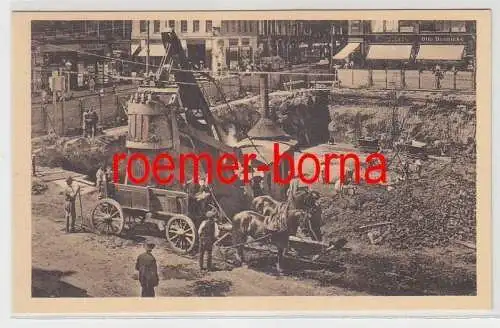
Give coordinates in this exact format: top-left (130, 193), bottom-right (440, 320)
top-left (31, 182), bottom-right (363, 298)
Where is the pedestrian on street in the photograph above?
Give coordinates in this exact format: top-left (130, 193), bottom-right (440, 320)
top-left (198, 210), bottom-right (220, 271)
top-left (64, 177), bottom-right (80, 233)
top-left (89, 77), bottom-right (95, 93)
top-left (135, 242), bottom-right (159, 297)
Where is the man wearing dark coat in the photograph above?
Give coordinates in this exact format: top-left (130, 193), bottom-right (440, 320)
top-left (135, 242), bottom-right (159, 297)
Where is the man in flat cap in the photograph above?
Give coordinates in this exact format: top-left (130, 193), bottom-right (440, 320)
top-left (198, 210), bottom-right (220, 271)
top-left (135, 242), bottom-right (159, 297)
top-left (64, 176), bottom-right (80, 233)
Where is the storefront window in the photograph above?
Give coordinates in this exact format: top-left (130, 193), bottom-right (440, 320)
top-left (181, 20), bottom-right (188, 33)
top-left (451, 21), bottom-right (466, 32)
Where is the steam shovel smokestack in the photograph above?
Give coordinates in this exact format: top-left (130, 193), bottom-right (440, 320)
top-left (260, 71), bottom-right (270, 119)
top-left (247, 67), bottom-right (289, 140)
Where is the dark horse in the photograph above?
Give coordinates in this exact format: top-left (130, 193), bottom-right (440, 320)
top-left (231, 207), bottom-right (304, 275)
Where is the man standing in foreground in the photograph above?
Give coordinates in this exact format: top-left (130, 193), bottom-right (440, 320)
top-left (198, 210), bottom-right (220, 271)
top-left (64, 177), bottom-right (80, 233)
top-left (135, 242), bottom-right (159, 297)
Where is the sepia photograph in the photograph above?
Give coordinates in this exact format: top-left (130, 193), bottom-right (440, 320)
top-left (12, 10), bottom-right (491, 312)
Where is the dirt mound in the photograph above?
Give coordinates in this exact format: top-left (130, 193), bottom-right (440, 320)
top-left (213, 89), bottom-right (330, 145)
top-left (33, 135), bottom-right (126, 180)
top-left (320, 159), bottom-right (476, 250)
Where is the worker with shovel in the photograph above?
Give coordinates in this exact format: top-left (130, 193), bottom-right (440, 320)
top-left (64, 177), bottom-right (81, 233)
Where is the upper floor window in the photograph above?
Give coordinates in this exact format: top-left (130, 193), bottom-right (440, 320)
top-left (168, 20), bottom-right (175, 29)
top-left (451, 21), bottom-right (466, 32)
top-left (153, 20), bottom-right (160, 33)
top-left (181, 20), bottom-right (188, 33)
top-left (398, 21), bottom-right (415, 33)
top-left (435, 21), bottom-right (451, 32)
top-left (205, 20), bottom-right (212, 32)
top-left (350, 20), bottom-right (362, 33)
top-left (420, 21), bottom-right (435, 33)
top-left (193, 20), bottom-right (200, 32)
top-left (139, 20), bottom-right (148, 33)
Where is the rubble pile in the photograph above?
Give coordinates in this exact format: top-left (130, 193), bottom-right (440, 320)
top-left (31, 178), bottom-right (48, 195)
top-left (320, 161), bottom-right (476, 249)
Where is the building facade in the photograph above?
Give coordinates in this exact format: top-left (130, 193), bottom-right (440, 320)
top-left (256, 20), bottom-right (348, 66)
top-left (130, 19), bottom-right (259, 74)
top-left (332, 20), bottom-right (476, 69)
top-left (31, 20), bottom-right (132, 92)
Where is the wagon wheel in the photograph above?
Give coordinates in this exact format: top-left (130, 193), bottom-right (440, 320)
top-left (165, 215), bottom-right (197, 254)
top-left (91, 199), bottom-right (124, 235)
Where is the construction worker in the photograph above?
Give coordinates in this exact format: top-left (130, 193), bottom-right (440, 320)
top-left (32, 154), bottom-right (36, 176)
top-left (135, 242), bottom-right (159, 297)
top-left (95, 165), bottom-right (106, 199)
top-left (287, 173), bottom-right (310, 209)
top-left (434, 65), bottom-right (444, 89)
top-left (328, 119), bottom-right (336, 145)
top-left (250, 176), bottom-right (264, 198)
top-left (64, 177), bottom-right (80, 233)
top-left (198, 210), bottom-right (220, 271)
top-left (84, 108), bottom-right (93, 138)
top-left (89, 106), bottom-right (98, 138)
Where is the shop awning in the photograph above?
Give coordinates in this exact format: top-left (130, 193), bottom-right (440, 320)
top-left (416, 44), bottom-right (465, 61)
top-left (41, 44), bottom-right (82, 53)
top-left (366, 44), bottom-right (413, 60)
top-left (332, 42), bottom-right (360, 60)
top-left (138, 44), bottom-right (166, 57)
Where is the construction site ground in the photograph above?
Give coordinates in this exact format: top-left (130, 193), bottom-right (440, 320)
top-left (31, 150), bottom-right (476, 297)
top-left (32, 172), bottom-right (366, 297)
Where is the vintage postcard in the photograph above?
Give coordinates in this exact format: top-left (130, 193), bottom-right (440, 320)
top-left (12, 9), bottom-right (491, 315)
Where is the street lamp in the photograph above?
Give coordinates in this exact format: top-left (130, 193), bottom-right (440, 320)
top-left (41, 90), bottom-right (48, 132)
top-left (98, 88), bottom-right (104, 124)
top-left (64, 61), bottom-right (72, 93)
